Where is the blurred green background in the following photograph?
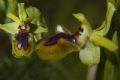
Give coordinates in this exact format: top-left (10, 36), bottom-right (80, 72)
top-left (0, 0), bottom-right (119, 80)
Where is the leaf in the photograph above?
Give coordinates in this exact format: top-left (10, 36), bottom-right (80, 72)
top-left (79, 41), bottom-right (100, 66)
top-left (95, 2), bottom-right (116, 36)
top-left (103, 59), bottom-right (115, 80)
top-left (103, 32), bottom-right (118, 80)
top-left (18, 3), bottom-right (27, 21)
top-left (112, 31), bottom-right (118, 45)
top-left (0, 22), bottom-right (19, 34)
top-left (90, 32), bottom-right (118, 52)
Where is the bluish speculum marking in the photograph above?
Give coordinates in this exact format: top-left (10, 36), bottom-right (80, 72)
top-left (17, 32), bottom-right (29, 49)
top-left (44, 33), bottom-right (76, 46)
top-left (17, 26), bottom-right (30, 50)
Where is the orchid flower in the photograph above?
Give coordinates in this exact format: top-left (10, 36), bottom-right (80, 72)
top-left (0, 3), bottom-right (47, 58)
top-left (73, 2), bottom-right (118, 66)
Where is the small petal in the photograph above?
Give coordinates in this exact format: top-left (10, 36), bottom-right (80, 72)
top-left (73, 13), bottom-right (91, 27)
top-left (79, 41), bottom-right (100, 66)
top-left (76, 23), bottom-right (92, 48)
top-left (73, 13), bottom-right (92, 48)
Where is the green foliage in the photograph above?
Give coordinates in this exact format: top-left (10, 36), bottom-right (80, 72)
top-left (0, 0), bottom-right (6, 12)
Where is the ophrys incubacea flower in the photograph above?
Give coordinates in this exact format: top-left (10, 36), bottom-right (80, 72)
top-left (73, 2), bottom-right (118, 66)
top-left (0, 3), bottom-right (47, 58)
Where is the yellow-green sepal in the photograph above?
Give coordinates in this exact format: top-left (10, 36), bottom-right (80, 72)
top-left (26, 6), bottom-right (40, 23)
top-left (7, 13), bottom-right (21, 24)
top-left (0, 22), bottom-right (19, 34)
top-left (34, 26), bottom-right (48, 41)
top-left (95, 2), bottom-right (116, 36)
top-left (90, 32), bottom-right (118, 52)
top-left (26, 6), bottom-right (48, 41)
top-left (18, 3), bottom-right (27, 21)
